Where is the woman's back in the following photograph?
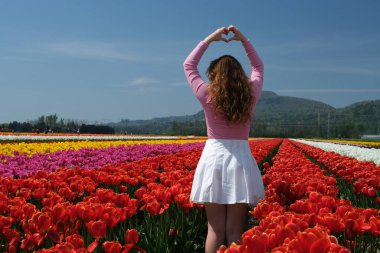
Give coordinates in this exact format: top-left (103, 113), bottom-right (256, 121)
top-left (183, 39), bottom-right (264, 139)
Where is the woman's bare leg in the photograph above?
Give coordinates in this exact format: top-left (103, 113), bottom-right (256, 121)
top-left (204, 203), bottom-right (226, 253)
top-left (226, 203), bottom-right (248, 245)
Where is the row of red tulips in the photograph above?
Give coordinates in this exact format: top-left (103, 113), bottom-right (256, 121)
top-left (0, 148), bottom-right (202, 252)
top-left (219, 139), bottom-right (380, 253)
top-left (0, 139), bottom-right (283, 252)
top-left (290, 140), bottom-right (380, 206)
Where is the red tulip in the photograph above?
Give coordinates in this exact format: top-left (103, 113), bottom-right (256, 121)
top-left (86, 220), bottom-right (106, 239)
top-left (146, 200), bottom-right (161, 215)
top-left (97, 188), bottom-right (116, 203)
top-left (65, 234), bottom-right (84, 249)
top-left (297, 230), bottom-right (319, 251)
top-left (3, 228), bottom-right (20, 250)
top-left (367, 187), bottom-right (376, 197)
top-left (174, 193), bottom-right (188, 205)
top-left (119, 185), bottom-right (127, 193)
top-left (369, 216), bottom-right (380, 236)
top-left (16, 188), bottom-right (31, 199)
top-left (321, 195), bottom-right (336, 210)
top-left (224, 243), bottom-right (240, 253)
top-left (77, 205), bottom-right (97, 222)
top-left (103, 241), bottom-right (122, 253)
top-left (243, 234), bottom-right (268, 253)
top-left (52, 204), bottom-right (67, 222)
top-left (135, 187), bottom-right (147, 199)
top-left (169, 184), bottom-right (182, 195)
top-left (169, 228), bottom-right (175, 237)
top-left (9, 206), bottom-right (25, 222)
top-left (36, 213), bottom-right (52, 233)
top-left (70, 182), bottom-right (84, 193)
top-left (276, 226), bottom-right (296, 245)
top-left (309, 191), bottom-right (322, 203)
top-left (20, 233), bottom-right (38, 250)
top-left (0, 215), bottom-right (12, 230)
top-left (217, 245), bottom-right (227, 253)
top-left (310, 237), bottom-right (331, 253)
top-left (103, 212), bottom-right (119, 228)
top-left (125, 229), bottom-right (139, 244)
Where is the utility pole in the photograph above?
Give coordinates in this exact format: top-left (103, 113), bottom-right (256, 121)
top-left (334, 113), bottom-right (338, 138)
top-left (327, 111), bottom-right (330, 138)
top-left (317, 110), bottom-right (320, 137)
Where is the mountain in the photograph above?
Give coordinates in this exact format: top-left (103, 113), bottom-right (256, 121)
top-left (335, 99), bottom-right (380, 137)
top-left (110, 91), bottom-right (380, 138)
top-left (253, 91), bottom-right (334, 121)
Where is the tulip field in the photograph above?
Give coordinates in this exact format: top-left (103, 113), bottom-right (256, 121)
top-left (0, 135), bottom-right (379, 253)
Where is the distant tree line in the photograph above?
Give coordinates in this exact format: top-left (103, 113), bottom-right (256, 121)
top-left (249, 120), bottom-right (368, 139)
top-left (112, 108), bottom-right (378, 139)
top-left (2, 103), bottom-right (378, 138)
top-left (80, 124), bottom-right (115, 134)
top-left (0, 114), bottom-right (115, 134)
top-left (161, 119), bottom-right (369, 139)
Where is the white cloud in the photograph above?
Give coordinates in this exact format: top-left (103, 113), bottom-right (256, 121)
top-left (267, 64), bottom-right (380, 77)
top-left (273, 88), bottom-right (380, 93)
top-left (44, 41), bottom-right (133, 61)
top-left (169, 81), bottom-right (187, 86)
top-left (0, 56), bottom-right (36, 62)
top-left (260, 35), bottom-right (380, 77)
top-left (111, 77), bottom-right (162, 93)
top-left (130, 77), bottom-right (160, 86)
top-left (261, 35), bottom-right (379, 52)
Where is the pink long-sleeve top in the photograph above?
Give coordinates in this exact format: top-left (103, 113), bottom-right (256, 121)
top-left (183, 39), bottom-right (264, 140)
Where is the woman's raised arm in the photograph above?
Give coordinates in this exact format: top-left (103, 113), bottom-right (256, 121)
top-left (243, 39), bottom-right (264, 106)
top-left (183, 27), bottom-right (227, 100)
top-left (228, 25), bottom-right (264, 106)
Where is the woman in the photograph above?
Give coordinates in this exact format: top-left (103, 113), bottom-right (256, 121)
top-left (183, 25), bottom-right (266, 252)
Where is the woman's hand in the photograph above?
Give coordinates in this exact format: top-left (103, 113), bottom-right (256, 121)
top-left (226, 25), bottom-right (248, 42)
top-left (204, 27), bottom-right (229, 44)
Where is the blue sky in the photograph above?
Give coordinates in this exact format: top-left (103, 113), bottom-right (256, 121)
top-left (1, 1), bottom-right (379, 123)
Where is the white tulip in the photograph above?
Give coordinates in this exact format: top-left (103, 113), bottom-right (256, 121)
top-left (291, 139), bottom-right (380, 165)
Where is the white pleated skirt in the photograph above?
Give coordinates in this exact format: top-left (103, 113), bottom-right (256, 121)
top-left (190, 138), bottom-right (266, 206)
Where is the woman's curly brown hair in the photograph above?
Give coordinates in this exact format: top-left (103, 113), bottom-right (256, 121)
top-left (207, 55), bottom-right (254, 124)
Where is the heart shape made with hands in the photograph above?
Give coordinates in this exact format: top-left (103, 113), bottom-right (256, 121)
top-left (221, 27), bottom-right (236, 42)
